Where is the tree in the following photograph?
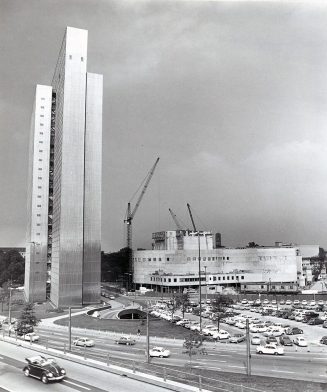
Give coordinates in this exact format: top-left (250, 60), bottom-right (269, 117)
top-left (211, 294), bottom-right (234, 332)
top-left (16, 302), bottom-right (40, 336)
top-left (183, 332), bottom-right (201, 364)
top-left (248, 242), bottom-right (259, 248)
top-left (175, 292), bottom-right (190, 318)
top-left (0, 250), bottom-right (25, 286)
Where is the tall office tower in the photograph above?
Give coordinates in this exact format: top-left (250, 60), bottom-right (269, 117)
top-left (25, 27), bottom-right (103, 307)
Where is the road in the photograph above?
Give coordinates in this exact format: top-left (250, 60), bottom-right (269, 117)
top-left (0, 340), bottom-right (172, 392)
top-left (12, 321), bottom-right (326, 383)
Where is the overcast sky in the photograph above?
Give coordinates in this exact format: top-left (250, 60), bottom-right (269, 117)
top-left (1, 0), bottom-right (327, 252)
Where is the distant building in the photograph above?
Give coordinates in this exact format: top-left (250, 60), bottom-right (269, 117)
top-left (25, 27), bottom-right (102, 307)
top-left (133, 230), bottom-right (303, 294)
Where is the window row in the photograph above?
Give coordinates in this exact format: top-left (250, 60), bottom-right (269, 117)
top-left (149, 275), bottom-right (244, 283)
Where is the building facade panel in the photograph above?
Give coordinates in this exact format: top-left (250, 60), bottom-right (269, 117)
top-left (25, 85), bottom-right (52, 303)
top-left (82, 72), bottom-right (103, 304)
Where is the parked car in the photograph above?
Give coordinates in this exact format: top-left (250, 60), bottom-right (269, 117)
top-left (109, 295), bottom-right (115, 300)
top-left (323, 321), bottom-right (327, 329)
top-left (293, 300), bottom-right (300, 306)
top-left (256, 344), bottom-right (284, 355)
top-left (176, 319), bottom-right (190, 326)
top-left (320, 336), bottom-right (327, 345)
top-left (251, 335), bottom-right (261, 345)
top-left (211, 330), bottom-right (231, 340)
top-left (307, 318), bottom-right (324, 325)
top-left (115, 336), bottom-right (136, 345)
top-left (266, 336), bottom-right (278, 344)
top-left (279, 300), bottom-right (285, 305)
top-left (73, 337), bottom-right (95, 347)
top-left (149, 347), bottom-right (170, 358)
top-left (229, 334), bottom-right (246, 343)
top-left (286, 327), bottom-right (303, 335)
top-left (23, 356), bottom-right (66, 384)
top-left (241, 299), bottom-right (248, 304)
top-left (285, 300), bottom-right (292, 305)
top-left (301, 300), bottom-right (308, 306)
top-left (279, 335), bottom-right (293, 346)
top-left (293, 337), bottom-right (308, 347)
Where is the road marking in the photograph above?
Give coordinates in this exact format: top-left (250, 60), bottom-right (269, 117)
top-left (228, 365), bottom-right (244, 369)
top-left (271, 370), bottom-right (294, 374)
top-left (63, 380), bottom-right (91, 390)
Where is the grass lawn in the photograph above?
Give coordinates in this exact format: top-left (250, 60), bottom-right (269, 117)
top-left (54, 313), bottom-right (197, 340)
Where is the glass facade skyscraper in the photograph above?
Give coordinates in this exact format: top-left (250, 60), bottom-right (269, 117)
top-left (25, 27), bottom-right (102, 307)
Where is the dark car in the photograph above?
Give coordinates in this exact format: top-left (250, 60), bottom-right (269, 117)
top-left (229, 334), bottom-right (246, 343)
top-left (320, 336), bottom-right (327, 345)
top-left (286, 327), bottom-right (303, 335)
top-left (23, 355), bottom-right (66, 384)
top-left (279, 335), bottom-right (293, 346)
top-left (266, 336), bottom-right (278, 344)
top-left (307, 318), bottom-right (324, 326)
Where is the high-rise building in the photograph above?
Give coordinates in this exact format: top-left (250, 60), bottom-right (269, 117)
top-left (25, 27), bottom-right (102, 307)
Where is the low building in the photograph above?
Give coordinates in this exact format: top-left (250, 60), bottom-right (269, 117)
top-left (133, 231), bottom-right (301, 294)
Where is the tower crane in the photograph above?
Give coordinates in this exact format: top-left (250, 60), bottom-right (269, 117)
top-left (124, 157), bottom-right (160, 289)
top-left (168, 208), bottom-right (184, 231)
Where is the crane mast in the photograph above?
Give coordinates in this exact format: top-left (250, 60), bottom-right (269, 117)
top-left (124, 157), bottom-right (160, 290)
top-left (168, 208), bottom-right (184, 231)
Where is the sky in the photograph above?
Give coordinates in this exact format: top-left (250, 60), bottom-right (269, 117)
top-left (1, 0), bottom-right (327, 252)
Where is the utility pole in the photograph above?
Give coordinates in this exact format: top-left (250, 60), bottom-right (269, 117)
top-left (146, 301), bottom-right (150, 363)
top-left (246, 319), bottom-right (251, 376)
top-left (204, 266), bottom-right (208, 304)
top-left (68, 307), bottom-right (72, 351)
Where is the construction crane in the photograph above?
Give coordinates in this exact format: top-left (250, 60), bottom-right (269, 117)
top-left (186, 203), bottom-right (203, 333)
top-left (168, 208), bottom-right (184, 231)
top-left (124, 157), bottom-right (160, 290)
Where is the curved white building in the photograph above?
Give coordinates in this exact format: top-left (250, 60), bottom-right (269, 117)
top-left (133, 230), bottom-right (300, 294)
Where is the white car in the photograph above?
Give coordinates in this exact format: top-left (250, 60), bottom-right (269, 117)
top-left (176, 319), bottom-right (190, 326)
top-left (256, 344), bottom-right (284, 355)
top-left (251, 335), bottom-right (261, 345)
top-left (301, 300), bottom-right (308, 306)
top-left (22, 333), bottom-right (39, 342)
top-left (211, 330), bottom-right (230, 340)
top-left (73, 337), bottom-right (95, 347)
top-left (235, 321), bottom-right (246, 329)
top-left (202, 325), bottom-right (217, 335)
top-left (250, 325), bottom-right (260, 333)
top-left (149, 347), bottom-right (170, 358)
top-left (189, 323), bottom-right (200, 331)
top-left (293, 337), bottom-right (308, 347)
top-left (285, 300), bottom-right (292, 305)
top-left (263, 299), bottom-right (269, 304)
top-left (241, 299), bottom-right (248, 304)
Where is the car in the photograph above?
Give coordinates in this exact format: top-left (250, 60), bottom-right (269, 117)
top-left (320, 336), bottom-right (327, 345)
top-left (293, 336), bottom-right (308, 347)
top-left (318, 300), bottom-right (325, 306)
top-left (285, 300), bottom-right (292, 305)
top-left (301, 300), bottom-right (308, 306)
top-left (241, 299), bottom-right (248, 304)
top-left (176, 319), bottom-right (190, 326)
top-left (251, 335), bottom-right (261, 345)
top-left (22, 332), bottom-right (40, 342)
top-left (286, 327), bottom-right (303, 335)
top-left (109, 295), bottom-right (115, 300)
top-left (309, 300), bottom-right (316, 306)
top-left (293, 300), bottom-right (300, 305)
top-left (307, 318), bottom-right (324, 325)
top-left (266, 336), bottom-right (278, 344)
top-left (229, 334), bottom-right (246, 343)
top-left (323, 321), bottom-right (327, 329)
top-left (149, 347), bottom-right (170, 358)
top-left (73, 337), bottom-right (95, 347)
top-left (255, 299), bottom-right (261, 305)
top-left (235, 321), bottom-right (246, 329)
top-left (23, 355), bottom-right (66, 384)
top-left (211, 330), bottom-right (231, 340)
top-left (248, 300), bottom-right (254, 305)
top-left (263, 299), bottom-right (269, 304)
top-left (271, 300), bottom-right (277, 305)
top-left (279, 300), bottom-right (285, 305)
top-left (279, 335), bottom-right (293, 346)
top-left (115, 336), bottom-right (136, 345)
top-left (256, 344), bottom-right (284, 355)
